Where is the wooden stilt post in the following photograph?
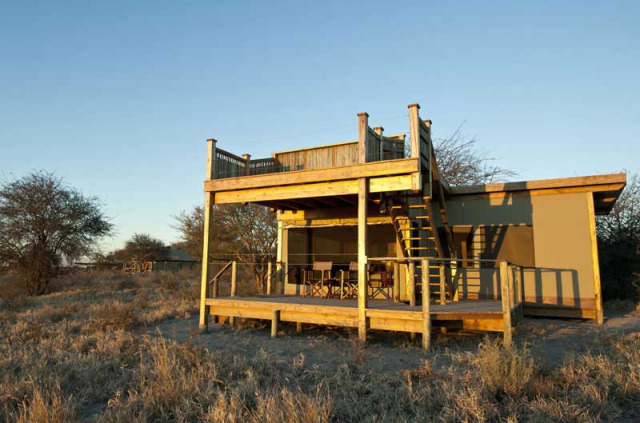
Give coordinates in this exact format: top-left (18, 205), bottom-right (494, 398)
top-left (266, 261), bottom-right (272, 295)
top-left (296, 322), bottom-right (302, 334)
top-left (199, 138), bottom-right (217, 332)
top-left (271, 310), bottom-right (280, 338)
top-left (422, 259), bottom-right (431, 350)
top-left (230, 261), bottom-right (237, 325)
top-left (500, 261), bottom-right (512, 347)
top-left (357, 112), bottom-right (369, 342)
top-left (439, 263), bottom-right (446, 305)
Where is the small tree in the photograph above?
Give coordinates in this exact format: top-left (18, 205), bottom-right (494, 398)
top-left (221, 204), bottom-right (277, 292)
top-left (0, 171), bottom-right (113, 295)
top-left (597, 172), bottom-right (640, 301)
top-left (433, 123), bottom-right (516, 185)
top-left (173, 204), bottom-right (277, 293)
top-left (172, 206), bottom-right (205, 259)
top-left (112, 233), bottom-right (167, 262)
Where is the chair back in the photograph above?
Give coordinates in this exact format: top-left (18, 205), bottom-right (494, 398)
top-left (313, 261), bottom-right (333, 272)
top-left (348, 261), bottom-right (358, 271)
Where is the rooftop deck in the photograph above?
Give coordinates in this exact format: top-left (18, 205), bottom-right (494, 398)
top-left (204, 107), bottom-right (439, 209)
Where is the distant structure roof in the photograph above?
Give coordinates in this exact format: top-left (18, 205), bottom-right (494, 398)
top-left (162, 248), bottom-right (197, 262)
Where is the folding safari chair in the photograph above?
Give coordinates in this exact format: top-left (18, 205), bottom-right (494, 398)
top-left (339, 261), bottom-right (359, 299)
top-left (369, 264), bottom-right (394, 300)
top-left (303, 261), bottom-right (335, 298)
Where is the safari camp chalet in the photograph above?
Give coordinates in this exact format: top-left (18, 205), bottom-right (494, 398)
top-left (198, 103), bottom-right (626, 349)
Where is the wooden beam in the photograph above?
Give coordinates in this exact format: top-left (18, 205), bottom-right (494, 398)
top-left (422, 259), bottom-right (431, 350)
top-left (199, 138), bottom-right (217, 332)
top-left (450, 173), bottom-right (627, 195)
top-left (587, 192), bottom-right (604, 325)
top-left (262, 200), bottom-right (303, 210)
top-left (358, 178), bottom-right (368, 341)
top-left (212, 174), bottom-right (415, 204)
top-left (336, 195), bottom-right (357, 206)
top-left (291, 198), bottom-right (326, 209)
top-left (500, 261), bottom-right (512, 346)
top-left (314, 197), bottom-right (343, 207)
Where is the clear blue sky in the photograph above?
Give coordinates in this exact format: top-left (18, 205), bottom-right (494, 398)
top-left (1, 1), bottom-right (638, 253)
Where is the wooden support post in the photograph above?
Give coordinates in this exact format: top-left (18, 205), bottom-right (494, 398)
top-left (408, 103), bottom-right (420, 159)
top-left (271, 310), bottom-right (280, 338)
top-left (587, 193), bottom-right (604, 325)
top-left (508, 264), bottom-right (515, 311)
top-left (422, 259), bottom-right (431, 350)
top-left (518, 266), bottom-right (525, 321)
top-left (439, 263), bottom-right (446, 305)
top-left (358, 112), bottom-right (369, 163)
top-left (231, 261), bottom-right (237, 297)
top-left (500, 261), bottom-right (512, 347)
top-left (408, 261), bottom-right (416, 307)
top-left (212, 278), bottom-right (218, 298)
top-left (357, 177), bottom-right (368, 342)
top-left (393, 261), bottom-right (400, 303)
top-left (266, 261), bottom-right (272, 295)
top-left (242, 153), bottom-right (251, 176)
top-left (199, 138), bottom-right (217, 332)
top-left (357, 112), bottom-right (369, 342)
top-left (296, 322), bottom-right (302, 334)
top-left (230, 261), bottom-right (237, 325)
top-left (276, 217), bottom-right (287, 295)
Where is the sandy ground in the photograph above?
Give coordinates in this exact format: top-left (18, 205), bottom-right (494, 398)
top-left (149, 304), bottom-right (640, 373)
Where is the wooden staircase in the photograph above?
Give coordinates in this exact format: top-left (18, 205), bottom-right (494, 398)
top-left (387, 195), bottom-right (454, 302)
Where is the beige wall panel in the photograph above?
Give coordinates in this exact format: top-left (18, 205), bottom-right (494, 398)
top-left (524, 192), bottom-right (596, 307)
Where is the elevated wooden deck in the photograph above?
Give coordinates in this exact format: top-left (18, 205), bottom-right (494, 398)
top-left (206, 296), bottom-right (514, 335)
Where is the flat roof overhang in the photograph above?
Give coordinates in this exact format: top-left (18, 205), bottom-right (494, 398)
top-left (204, 158), bottom-right (420, 209)
top-left (448, 173), bottom-right (627, 214)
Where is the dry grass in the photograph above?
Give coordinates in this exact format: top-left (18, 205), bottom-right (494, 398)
top-left (1, 270), bottom-right (639, 422)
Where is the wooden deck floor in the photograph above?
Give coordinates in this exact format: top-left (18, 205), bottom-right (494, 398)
top-left (205, 295), bottom-right (509, 334)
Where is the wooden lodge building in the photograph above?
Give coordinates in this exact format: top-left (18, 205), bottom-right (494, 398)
top-left (198, 103), bottom-right (626, 348)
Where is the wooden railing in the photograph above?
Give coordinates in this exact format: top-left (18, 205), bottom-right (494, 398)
top-left (275, 141), bottom-right (359, 172)
top-left (208, 113), bottom-right (409, 180)
top-left (368, 256), bottom-right (525, 347)
top-left (214, 149), bottom-right (246, 179)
